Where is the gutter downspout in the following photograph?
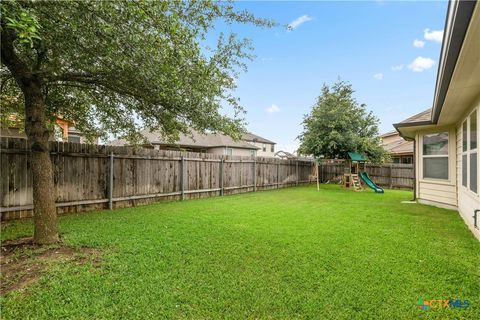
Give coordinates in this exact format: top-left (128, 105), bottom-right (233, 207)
top-left (412, 137), bottom-right (417, 201)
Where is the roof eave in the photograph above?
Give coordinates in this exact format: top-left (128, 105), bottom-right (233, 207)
top-left (431, 0), bottom-right (477, 124)
top-left (393, 121), bottom-right (433, 140)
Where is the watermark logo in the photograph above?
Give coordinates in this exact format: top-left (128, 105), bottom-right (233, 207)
top-left (417, 297), bottom-right (470, 310)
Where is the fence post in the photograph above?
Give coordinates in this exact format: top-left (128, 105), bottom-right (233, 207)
top-left (253, 157), bottom-right (257, 192)
top-left (181, 155), bottom-right (185, 200)
top-left (108, 152), bottom-right (114, 210)
top-left (220, 158), bottom-right (224, 196)
top-left (277, 162), bottom-right (280, 189)
top-left (320, 162), bottom-right (323, 183)
top-left (296, 161), bottom-right (299, 186)
top-left (389, 164), bottom-right (393, 189)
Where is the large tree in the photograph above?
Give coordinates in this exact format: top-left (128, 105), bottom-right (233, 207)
top-left (298, 80), bottom-right (387, 163)
top-left (0, 0), bottom-right (273, 244)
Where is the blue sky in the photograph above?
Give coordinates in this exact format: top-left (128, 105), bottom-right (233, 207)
top-left (215, 0), bottom-right (448, 152)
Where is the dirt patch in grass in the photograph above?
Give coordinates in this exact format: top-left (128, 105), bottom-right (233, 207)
top-left (1, 237), bottom-right (101, 295)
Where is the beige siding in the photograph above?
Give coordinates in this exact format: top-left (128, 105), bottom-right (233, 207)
top-left (414, 95), bottom-right (480, 240)
top-left (456, 95), bottom-right (480, 240)
top-left (249, 141), bottom-right (276, 157)
top-left (207, 147), bottom-right (254, 157)
top-left (415, 126), bottom-right (458, 208)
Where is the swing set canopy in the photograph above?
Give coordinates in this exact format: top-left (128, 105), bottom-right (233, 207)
top-left (347, 152), bottom-right (367, 162)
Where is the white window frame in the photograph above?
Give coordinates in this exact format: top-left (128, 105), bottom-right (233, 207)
top-left (422, 132), bottom-right (449, 181)
top-left (67, 135), bottom-right (81, 144)
top-left (226, 148), bottom-right (233, 156)
top-left (462, 108), bottom-right (478, 195)
top-left (462, 119), bottom-right (468, 188)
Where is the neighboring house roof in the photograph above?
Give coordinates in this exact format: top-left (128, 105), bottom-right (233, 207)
top-left (109, 129), bottom-right (260, 150)
top-left (379, 130), bottom-right (398, 138)
top-left (383, 140), bottom-right (414, 155)
top-left (241, 132), bottom-right (275, 144)
top-left (381, 130), bottom-right (413, 156)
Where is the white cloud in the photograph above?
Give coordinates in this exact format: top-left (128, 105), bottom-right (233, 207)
top-left (408, 56), bottom-right (435, 72)
top-left (288, 15), bottom-right (313, 31)
top-left (373, 73), bottom-right (384, 80)
top-left (413, 39), bottom-right (425, 48)
top-left (424, 29), bottom-right (443, 43)
top-left (391, 64), bottom-right (404, 71)
top-left (266, 104), bottom-right (280, 114)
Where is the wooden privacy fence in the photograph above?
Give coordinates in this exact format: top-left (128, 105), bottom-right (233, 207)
top-left (318, 162), bottom-right (414, 189)
top-left (0, 138), bottom-right (316, 220)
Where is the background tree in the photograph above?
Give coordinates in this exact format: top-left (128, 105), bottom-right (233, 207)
top-left (298, 80), bottom-right (387, 163)
top-left (0, 0), bottom-right (273, 244)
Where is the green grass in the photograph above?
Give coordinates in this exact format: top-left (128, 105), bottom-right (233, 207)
top-left (1, 185), bottom-right (479, 319)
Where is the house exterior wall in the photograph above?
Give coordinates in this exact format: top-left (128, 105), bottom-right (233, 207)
top-left (0, 124), bottom-right (90, 143)
top-left (0, 128), bottom-right (25, 139)
top-left (207, 147), bottom-right (256, 157)
top-left (391, 155), bottom-right (413, 164)
top-left (415, 125), bottom-right (458, 209)
top-left (381, 132), bottom-right (413, 163)
top-left (413, 95), bottom-right (480, 240)
top-left (155, 145), bottom-right (256, 157)
top-left (456, 94), bottom-right (480, 239)
top-left (247, 141), bottom-right (275, 157)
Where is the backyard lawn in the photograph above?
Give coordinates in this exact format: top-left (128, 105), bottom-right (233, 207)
top-left (1, 185), bottom-right (479, 319)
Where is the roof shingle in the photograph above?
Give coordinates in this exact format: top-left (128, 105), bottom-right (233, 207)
top-left (109, 129), bottom-right (259, 150)
top-left (241, 132), bottom-right (275, 144)
top-left (398, 108), bottom-right (432, 125)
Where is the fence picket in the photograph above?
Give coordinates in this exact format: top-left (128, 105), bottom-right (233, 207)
top-left (0, 137), bottom-right (412, 220)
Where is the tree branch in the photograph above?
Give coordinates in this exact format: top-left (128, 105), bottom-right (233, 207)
top-left (49, 72), bottom-right (151, 103)
top-left (0, 21), bottom-right (34, 87)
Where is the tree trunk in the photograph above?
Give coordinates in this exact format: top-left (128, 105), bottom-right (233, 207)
top-left (1, 21), bottom-right (58, 244)
top-left (24, 81), bottom-right (59, 244)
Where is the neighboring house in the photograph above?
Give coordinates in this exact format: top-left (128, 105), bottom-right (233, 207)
top-left (275, 150), bottom-right (314, 161)
top-left (394, 0), bottom-right (479, 239)
top-left (241, 132), bottom-right (276, 157)
top-left (275, 150), bottom-right (297, 159)
top-left (0, 114), bottom-right (90, 143)
top-left (109, 129), bottom-right (262, 157)
top-left (380, 130), bottom-right (414, 164)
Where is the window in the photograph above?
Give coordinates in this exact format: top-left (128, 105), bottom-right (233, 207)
top-left (262, 144), bottom-right (266, 152)
top-left (226, 148), bottom-right (233, 156)
top-left (470, 153), bottom-right (477, 193)
top-left (401, 157), bottom-right (413, 164)
top-left (470, 111), bottom-right (477, 150)
top-left (68, 135), bottom-right (81, 143)
top-left (422, 132), bottom-right (448, 180)
top-left (462, 110), bottom-right (478, 194)
top-left (250, 150), bottom-right (256, 157)
top-left (270, 144), bottom-right (274, 152)
top-left (54, 126), bottom-right (64, 142)
top-left (469, 110), bottom-right (477, 193)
